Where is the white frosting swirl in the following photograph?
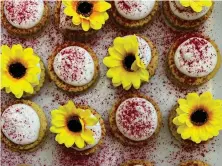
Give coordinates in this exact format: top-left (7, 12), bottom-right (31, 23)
top-left (1, 104), bottom-right (40, 145)
top-left (59, 4), bottom-right (82, 31)
top-left (114, 0), bottom-right (155, 20)
top-left (53, 46), bottom-right (95, 86)
top-left (169, 1), bottom-right (210, 21)
top-left (4, 0), bottom-right (44, 29)
top-left (116, 97), bottom-right (158, 141)
top-left (174, 37), bottom-right (218, 77)
top-left (73, 122), bottom-right (102, 151)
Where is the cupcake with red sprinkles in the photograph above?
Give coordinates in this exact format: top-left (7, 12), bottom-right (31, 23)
top-left (111, 0), bottom-right (159, 29)
top-left (179, 160), bottom-right (209, 166)
top-left (103, 34), bottom-right (158, 90)
top-left (109, 94), bottom-right (162, 146)
top-left (1, 0), bottom-right (49, 37)
top-left (48, 42), bottom-right (99, 93)
top-left (121, 160), bottom-right (154, 166)
top-left (1, 100), bottom-right (47, 152)
top-left (167, 33), bottom-right (221, 87)
top-left (50, 100), bottom-right (106, 155)
top-left (163, 0), bottom-right (214, 30)
top-left (55, 0), bottom-right (111, 40)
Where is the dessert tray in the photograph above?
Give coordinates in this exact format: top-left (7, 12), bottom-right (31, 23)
top-left (1, 1), bottom-right (222, 166)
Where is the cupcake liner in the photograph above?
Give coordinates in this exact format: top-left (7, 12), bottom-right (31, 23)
top-left (109, 94), bottom-right (162, 146)
top-left (1, 100), bottom-right (48, 152)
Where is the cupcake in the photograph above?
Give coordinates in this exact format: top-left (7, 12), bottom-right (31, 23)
top-left (109, 94), bottom-right (162, 146)
top-left (1, 100), bottom-right (47, 152)
top-left (1, 0), bottom-right (49, 37)
top-left (169, 92), bottom-right (222, 146)
top-left (55, 0), bottom-right (111, 40)
top-left (48, 42), bottom-right (99, 93)
top-left (121, 160), bottom-right (153, 166)
top-left (111, 0), bottom-right (159, 29)
top-left (0, 44), bottom-right (45, 98)
top-left (50, 100), bottom-right (106, 155)
top-left (179, 160), bottom-right (209, 166)
top-left (103, 34), bottom-right (158, 90)
top-left (163, 0), bottom-right (214, 30)
top-left (167, 34), bottom-right (221, 87)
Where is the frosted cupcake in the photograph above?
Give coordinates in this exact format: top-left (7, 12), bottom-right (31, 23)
top-left (55, 0), bottom-right (111, 40)
top-left (1, 0), bottom-right (49, 37)
top-left (111, 0), bottom-right (159, 29)
top-left (167, 34), bottom-right (221, 87)
top-left (163, 0), bottom-right (214, 30)
top-left (1, 100), bottom-right (47, 152)
top-left (48, 42), bottom-right (99, 93)
top-left (169, 92), bottom-right (222, 146)
top-left (179, 160), bottom-right (209, 166)
top-left (103, 35), bottom-right (158, 90)
top-left (1, 44), bottom-right (45, 98)
top-left (109, 94), bottom-right (162, 146)
top-left (121, 160), bottom-right (153, 166)
top-left (50, 100), bottom-right (106, 155)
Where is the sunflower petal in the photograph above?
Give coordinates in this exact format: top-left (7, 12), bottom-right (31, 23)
top-left (93, 1), bottom-right (111, 12)
top-left (84, 115), bottom-right (98, 126)
top-left (179, 0), bottom-right (190, 7)
top-left (75, 136), bottom-right (85, 148)
top-left (64, 133), bottom-right (76, 148)
top-left (190, 0), bottom-right (203, 12)
top-left (103, 57), bottom-right (122, 68)
top-left (81, 19), bottom-right (90, 31)
top-left (81, 129), bottom-right (95, 144)
top-left (50, 126), bottom-right (66, 134)
top-left (108, 47), bottom-right (124, 60)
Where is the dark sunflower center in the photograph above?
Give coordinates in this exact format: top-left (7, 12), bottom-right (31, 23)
top-left (67, 116), bottom-right (82, 132)
top-left (9, 62), bottom-right (26, 79)
top-left (123, 54), bottom-right (136, 71)
top-left (191, 109), bottom-right (208, 126)
top-left (77, 1), bottom-right (93, 17)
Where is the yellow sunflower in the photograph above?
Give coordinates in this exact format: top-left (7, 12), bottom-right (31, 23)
top-left (180, 0), bottom-right (212, 12)
top-left (50, 100), bottom-right (98, 148)
top-left (173, 92), bottom-right (222, 144)
top-left (1, 44), bottom-right (41, 98)
top-left (103, 35), bottom-right (149, 90)
top-left (62, 0), bottom-right (111, 31)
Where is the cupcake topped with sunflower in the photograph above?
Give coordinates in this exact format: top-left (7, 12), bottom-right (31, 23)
top-left (169, 91), bottom-right (222, 145)
top-left (50, 100), bottom-right (105, 155)
top-left (55, 0), bottom-right (111, 39)
top-left (103, 34), bottom-right (158, 90)
top-left (1, 44), bottom-right (45, 98)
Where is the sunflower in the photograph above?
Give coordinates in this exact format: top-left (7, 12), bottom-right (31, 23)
top-left (62, 0), bottom-right (111, 31)
top-left (173, 92), bottom-right (222, 144)
top-left (103, 35), bottom-right (149, 90)
top-left (50, 100), bottom-right (99, 148)
top-left (179, 0), bottom-right (212, 12)
top-left (1, 44), bottom-right (41, 98)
